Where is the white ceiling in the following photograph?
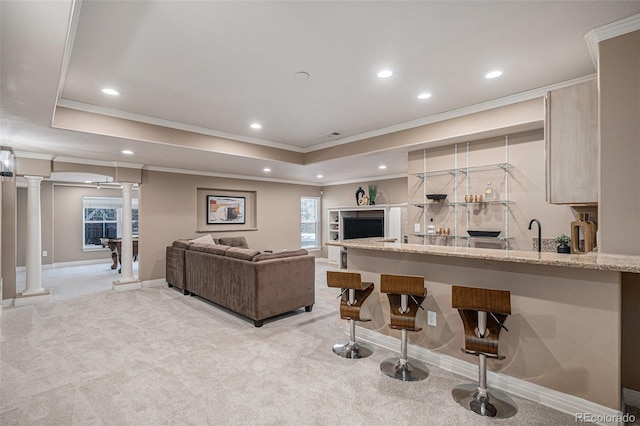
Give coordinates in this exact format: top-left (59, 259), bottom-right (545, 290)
top-left (2, 1), bottom-right (640, 185)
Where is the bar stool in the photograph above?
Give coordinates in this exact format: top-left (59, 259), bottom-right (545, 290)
top-left (379, 273), bottom-right (429, 381)
top-left (326, 271), bottom-right (375, 359)
top-left (451, 285), bottom-right (517, 418)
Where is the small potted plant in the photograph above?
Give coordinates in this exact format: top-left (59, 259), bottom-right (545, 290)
top-left (368, 184), bottom-right (378, 205)
top-left (555, 234), bottom-right (571, 254)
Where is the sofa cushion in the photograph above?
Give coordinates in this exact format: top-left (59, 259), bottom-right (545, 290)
top-left (172, 239), bottom-right (192, 249)
top-left (253, 249), bottom-right (309, 262)
top-left (217, 236), bottom-right (249, 248)
top-left (205, 244), bottom-right (231, 255)
top-left (191, 234), bottom-right (216, 245)
top-left (189, 242), bottom-right (215, 252)
top-left (225, 247), bottom-right (260, 261)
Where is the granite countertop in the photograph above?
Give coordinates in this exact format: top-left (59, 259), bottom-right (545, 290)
top-left (326, 239), bottom-right (640, 273)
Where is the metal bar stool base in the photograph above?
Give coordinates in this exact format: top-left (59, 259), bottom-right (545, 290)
top-left (332, 340), bottom-right (373, 359)
top-left (380, 358), bottom-right (429, 381)
top-left (452, 384), bottom-right (518, 418)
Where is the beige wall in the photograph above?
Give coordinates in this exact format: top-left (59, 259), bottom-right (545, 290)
top-left (51, 185), bottom-right (130, 264)
top-left (598, 30), bottom-right (640, 255)
top-left (1, 180), bottom-right (17, 300)
top-left (138, 169), bottom-right (321, 282)
top-left (347, 248), bottom-right (621, 409)
top-left (16, 184), bottom-right (139, 267)
top-left (407, 130), bottom-right (580, 250)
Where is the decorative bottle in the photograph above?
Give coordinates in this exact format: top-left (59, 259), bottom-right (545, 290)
top-left (427, 218), bottom-right (436, 235)
top-left (484, 182), bottom-right (494, 202)
top-left (355, 187), bottom-right (365, 206)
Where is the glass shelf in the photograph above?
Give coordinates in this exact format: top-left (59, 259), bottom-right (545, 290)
top-left (412, 163), bottom-right (512, 179)
top-left (413, 200), bottom-right (514, 208)
top-left (413, 233), bottom-right (513, 241)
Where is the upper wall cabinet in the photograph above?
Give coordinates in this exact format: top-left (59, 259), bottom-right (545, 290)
top-left (545, 79), bottom-right (598, 205)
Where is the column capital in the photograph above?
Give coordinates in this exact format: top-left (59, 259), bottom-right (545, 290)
top-left (24, 175), bottom-right (44, 185)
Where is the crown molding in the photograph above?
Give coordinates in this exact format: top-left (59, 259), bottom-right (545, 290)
top-left (53, 156), bottom-right (144, 169)
top-left (143, 164), bottom-right (405, 187)
top-left (14, 151), bottom-right (55, 160)
top-left (584, 13), bottom-right (640, 67)
top-left (56, 98), bottom-right (305, 153)
top-left (309, 74), bottom-right (596, 152)
top-left (143, 165), bottom-right (324, 187)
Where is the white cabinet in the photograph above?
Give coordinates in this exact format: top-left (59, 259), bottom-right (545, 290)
top-left (326, 204), bottom-right (406, 267)
top-left (545, 79), bottom-right (598, 205)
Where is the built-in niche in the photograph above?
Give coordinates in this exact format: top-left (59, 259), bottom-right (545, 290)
top-left (196, 188), bottom-right (257, 232)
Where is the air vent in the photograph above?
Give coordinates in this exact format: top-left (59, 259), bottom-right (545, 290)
top-left (326, 131), bottom-right (341, 137)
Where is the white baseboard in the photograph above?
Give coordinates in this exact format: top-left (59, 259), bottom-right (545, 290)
top-left (15, 259), bottom-right (113, 272)
top-left (112, 279), bottom-right (142, 292)
top-left (357, 327), bottom-right (624, 425)
top-left (142, 278), bottom-right (167, 288)
top-left (624, 388), bottom-right (640, 408)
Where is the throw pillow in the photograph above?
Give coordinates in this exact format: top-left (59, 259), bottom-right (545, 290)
top-left (190, 234), bottom-right (215, 245)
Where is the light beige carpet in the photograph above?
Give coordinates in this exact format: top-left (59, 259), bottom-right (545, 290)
top-left (2, 262), bottom-right (580, 425)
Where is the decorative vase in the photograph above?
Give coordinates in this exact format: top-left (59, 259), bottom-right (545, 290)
top-left (355, 187), bottom-right (365, 206)
top-left (557, 244), bottom-right (571, 254)
top-left (570, 213), bottom-right (596, 254)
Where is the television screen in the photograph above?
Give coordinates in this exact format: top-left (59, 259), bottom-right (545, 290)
top-left (343, 217), bottom-right (384, 240)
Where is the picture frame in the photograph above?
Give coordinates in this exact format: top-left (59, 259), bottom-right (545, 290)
top-left (206, 195), bottom-right (245, 224)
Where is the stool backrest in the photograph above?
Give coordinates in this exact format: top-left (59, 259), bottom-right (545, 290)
top-left (452, 285), bottom-right (511, 315)
top-left (327, 271), bottom-right (364, 290)
top-left (380, 274), bottom-right (426, 297)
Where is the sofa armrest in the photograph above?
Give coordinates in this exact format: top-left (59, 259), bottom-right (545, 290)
top-left (253, 255), bottom-right (315, 320)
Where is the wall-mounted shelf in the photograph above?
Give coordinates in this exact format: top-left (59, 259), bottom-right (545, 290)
top-left (412, 163), bottom-right (512, 179)
top-left (413, 233), bottom-right (513, 241)
top-left (413, 200), bottom-right (514, 208)
top-left (411, 140), bottom-right (514, 249)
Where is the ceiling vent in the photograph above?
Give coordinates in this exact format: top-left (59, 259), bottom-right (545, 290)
top-left (326, 132), bottom-right (341, 137)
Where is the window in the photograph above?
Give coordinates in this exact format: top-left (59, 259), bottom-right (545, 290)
top-left (301, 196), bottom-right (320, 249)
top-left (83, 197), bottom-right (138, 249)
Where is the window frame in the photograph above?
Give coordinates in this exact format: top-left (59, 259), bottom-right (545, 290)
top-left (82, 196), bottom-right (138, 251)
top-left (300, 196), bottom-right (320, 250)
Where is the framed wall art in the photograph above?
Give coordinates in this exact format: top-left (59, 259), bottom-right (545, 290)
top-left (207, 195), bottom-right (245, 224)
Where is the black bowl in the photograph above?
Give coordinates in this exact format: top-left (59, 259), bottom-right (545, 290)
top-left (426, 194), bottom-right (448, 201)
top-left (467, 230), bottom-right (501, 237)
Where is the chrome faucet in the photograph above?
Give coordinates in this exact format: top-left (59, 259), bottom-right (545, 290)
top-left (528, 219), bottom-right (542, 253)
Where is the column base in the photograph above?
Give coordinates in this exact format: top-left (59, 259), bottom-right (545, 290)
top-left (15, 289), bottom-right (52, 306)
top-left (112, 278), bottom-right (142, 292)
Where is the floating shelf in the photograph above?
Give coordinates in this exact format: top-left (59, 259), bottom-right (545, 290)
top-left (412, 163), bottom-right (512, 179)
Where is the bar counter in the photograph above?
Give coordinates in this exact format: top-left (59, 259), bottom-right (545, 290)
top-left (326, 239), bottom-right (640, 273)
top-left (326, 238), bottom-right (639, 419)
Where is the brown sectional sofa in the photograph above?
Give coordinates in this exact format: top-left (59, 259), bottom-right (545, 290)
top-left (166, 237), bottom-right (315, 327)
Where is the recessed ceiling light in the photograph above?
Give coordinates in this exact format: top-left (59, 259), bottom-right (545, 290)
top-left (263, 167), bottom-right (271, 173)
top-left (294, 71), bottom-right (310, 80)
top-left (417, 92), bottom-right (432, 100)
top-left (377, 69), bottom-right (393, 79)
top-left (316, 174), bottom-right (323, 179)
top-left (121, 150), bottom-right (133, 155)
top-left (250, 123), bottom-right (262, 129)
top-left (378, 165), bottom-right (387, 170)
top-left (484, 70), bottom-right (503, 79)
top-left (102, 88), bottom-right (120, 96)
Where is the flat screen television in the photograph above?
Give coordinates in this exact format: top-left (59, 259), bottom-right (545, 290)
top-left (343, 217), bottom-right (384, 240)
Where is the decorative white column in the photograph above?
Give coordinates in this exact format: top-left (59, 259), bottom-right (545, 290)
top-left (112, 182), bottom-right (140, 291)
top-left (16, 176), bottom-right (51, 305)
